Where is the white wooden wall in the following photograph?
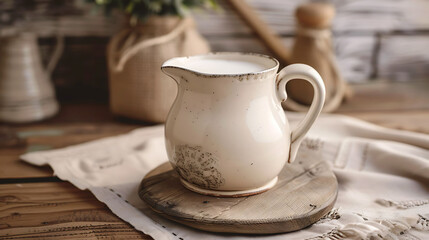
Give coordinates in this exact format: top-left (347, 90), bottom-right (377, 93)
top-left (193, 0), bottom-right (429, 82)
top-left (1, 0), bottom-right (429, 82)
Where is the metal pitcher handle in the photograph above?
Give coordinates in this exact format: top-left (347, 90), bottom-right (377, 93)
top-left (46, 35), bottom-right (64, 75)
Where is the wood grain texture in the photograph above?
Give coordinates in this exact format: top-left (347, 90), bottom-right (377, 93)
top-left (4, 0), bottom-right (428, 37)
top-left (139, 158), bottom-right (338, 234)
top-left (0, 148), bottom-right (52, 179)
top-left (2, 0), bottom-right (429, 84)
top-left (343, 111), bottom-right (429, 135)
top-left (336, 80), bottom-right (429, 113)
top-left (378, 35), bottom-right (429, 81)
top-left (0, 120), bottom-right (141, 179)
top-left (0, 182), bottom-right (151, 240)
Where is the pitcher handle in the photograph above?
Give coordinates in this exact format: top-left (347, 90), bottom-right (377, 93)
top-left (46, 35), bottom-right (64, 75)
top-left (276, 64), bottom-right (325, 163)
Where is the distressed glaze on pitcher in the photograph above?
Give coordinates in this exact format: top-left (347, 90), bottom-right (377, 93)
top-left (162, 52), bottom-right (325, 197)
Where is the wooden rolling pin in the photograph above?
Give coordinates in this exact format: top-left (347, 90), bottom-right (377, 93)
top-left (226, 0), bottom-right (290, 66)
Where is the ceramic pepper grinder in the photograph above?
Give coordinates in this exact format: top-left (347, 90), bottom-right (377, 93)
top-left (285, 2), bottom-right (351, 112)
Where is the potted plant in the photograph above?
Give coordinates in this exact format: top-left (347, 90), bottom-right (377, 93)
top-left (90, 0), bottom-right (217, 122)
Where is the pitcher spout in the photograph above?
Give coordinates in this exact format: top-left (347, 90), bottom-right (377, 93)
top-left (160, 66), bottom-right (181, 84)
top-left (161, 57), bottom-right (193, 85)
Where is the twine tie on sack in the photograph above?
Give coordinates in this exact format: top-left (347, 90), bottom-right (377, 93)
top-left (106, 17), bottom-right (210, 122)
top-left (109, 18), bottom-right (193, 73)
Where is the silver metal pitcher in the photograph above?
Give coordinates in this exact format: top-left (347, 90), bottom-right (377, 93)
top-left (0, 32), bottom-right (63, 123)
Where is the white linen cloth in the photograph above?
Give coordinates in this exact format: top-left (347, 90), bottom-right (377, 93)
top-left (21, 113), bottom-right (429, 240)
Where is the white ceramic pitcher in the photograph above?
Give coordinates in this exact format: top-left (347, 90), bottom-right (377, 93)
top-left (162, 52), bottom-right (325, 197)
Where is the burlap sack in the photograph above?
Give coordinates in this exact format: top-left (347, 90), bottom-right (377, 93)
top-left (107, 17), bottom-right (210, 123)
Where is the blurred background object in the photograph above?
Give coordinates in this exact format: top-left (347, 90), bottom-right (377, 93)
top-left (0, 31), bottom-right (62, 123)
top-left (0, 0), bottom-right (428, 120)
top-left (92, 0), bottom-right (213, 122)
top-left (107, 16), bottom-right (209, 123)
top-left (221, 1), bottom-right (350, 112)
top-left (287, 2), bottom-right (350, 112)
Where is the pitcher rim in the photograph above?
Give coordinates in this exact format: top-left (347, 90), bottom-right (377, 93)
top-left (161, 52), bottom-right (279, 78)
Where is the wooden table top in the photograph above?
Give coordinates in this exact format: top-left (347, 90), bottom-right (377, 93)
top-left (1, 81), bottom-right (428, 239)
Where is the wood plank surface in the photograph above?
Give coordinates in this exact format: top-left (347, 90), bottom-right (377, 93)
top-left (344, 111), bottom-right (429, 135)
top-left (139, 158), bottom-right (338, 234)
top-left (3, 0), bottom-right (429, 84)
top-left (337, 80), bottom-right (429, 113)
top-left (0, 182), bottom-right (151, 240)
top-left (0, 120), bottom-right (142, 179)
top-left (0, 148), bottom-right (52, 180)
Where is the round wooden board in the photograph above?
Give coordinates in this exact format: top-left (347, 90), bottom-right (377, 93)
top-left (138, 157), bottom-right (338, 234)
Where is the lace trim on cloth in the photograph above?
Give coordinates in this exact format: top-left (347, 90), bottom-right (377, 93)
top-left (314, 208), bottom-right (341, 225)
top-left (307, 206), bottom-right (429, 240)
top-left (416, 215), bottom-right (429, 231)
top-left (376, 199), bottom-right (429, 209)
top-left (305, 228), bottom-right (347, 240)
top-left (307, 217), bottom-right (428, 240)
